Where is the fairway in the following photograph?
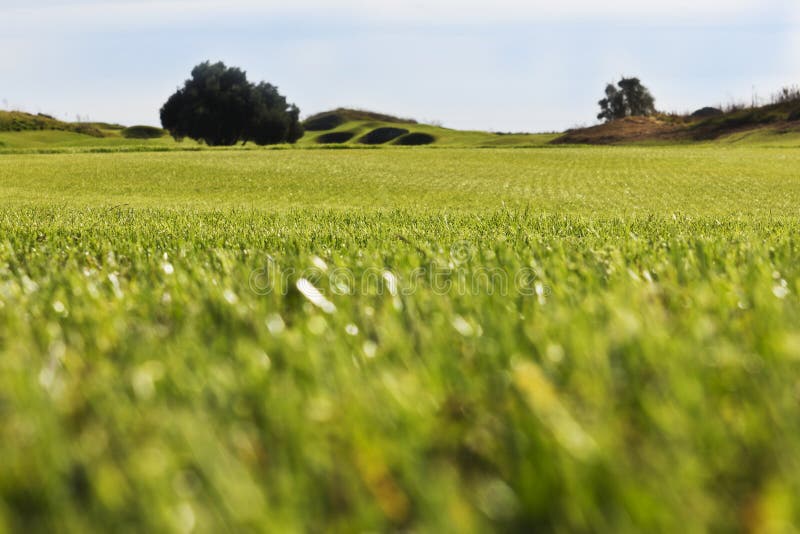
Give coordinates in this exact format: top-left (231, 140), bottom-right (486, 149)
top-left (2, 147), bottom-right (800, 215)
top-left (2, 146), bottom-right (800, 532)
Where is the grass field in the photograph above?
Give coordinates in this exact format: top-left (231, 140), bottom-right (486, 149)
top-left (1, 145), bottom-right (800, 532)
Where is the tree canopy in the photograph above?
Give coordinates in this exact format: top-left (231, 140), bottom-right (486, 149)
top-left (597, 77), bottom-right (657, 123)
top-left (160, 62), bottom-right (303, 146)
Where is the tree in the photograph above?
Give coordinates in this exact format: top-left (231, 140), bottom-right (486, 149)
top-left (160, 61), bottom-right (303, 146)
top-left (597, 77), bottom-right (656, 122)
top-left (243, 82), bottom-right (304, 146)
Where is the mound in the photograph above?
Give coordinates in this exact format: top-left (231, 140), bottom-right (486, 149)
top-left (358, 127), bottom-right (410, 145)
top-left (336, 109), bottom-right (417, 124)
top-left (394, 132), bottom-right (436, 146)
top-left (689, 107), bottom-right (787, 140)
top-left (553, 116), bottom-right (683, 145)
top-left (558, 97), bottom-right (800, 145)
top-left (89, 122), bottom-right (126, 130)
top-left (122, 125), bottom-right (167, 139)
top-left (316, 131), bottom-right (356, 144)
top-left (304, 108), bottom-right (417, 132)
top-left (0, 110), bottom-right (104, 137)
top-left (304, 113), bottom-right (345, 132)
top-left (71, 124), bottom-right (105, 138)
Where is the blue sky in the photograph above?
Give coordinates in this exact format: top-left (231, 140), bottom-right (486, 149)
top-left (1, 0), bottom-right (798, 132)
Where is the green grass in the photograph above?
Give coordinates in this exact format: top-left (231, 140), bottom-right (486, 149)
top-left (0, 130), bottom-right (199, 151)
top-left (0, 115), bottom-right (559, 152)
top-left (0, 111), bottom-right (105, 138)
top-left (3, 113), bottom-right (800, 153)
top-left (1, 146), bottom-right (800, 532)
top-left (297, 119), bottom-right (560, 147)
top-left (1, 147), bottom-right (799, 214)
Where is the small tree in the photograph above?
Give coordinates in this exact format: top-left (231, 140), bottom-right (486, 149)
top-left (160, 61), bottom-right (303, 146)
top-left (597, 77), bottom-right (656, 122)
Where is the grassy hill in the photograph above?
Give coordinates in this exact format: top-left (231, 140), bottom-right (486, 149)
top-left (298, 108), bottom-right (558, 148)
top-left (0, 110), bottom-right (109, 138)
top-left (0, 110), bottom-right (187, 152)
top-left (5, 102), bottom-right (800, 152)
top-left (0, 108), bottom-right (555, 152)
top-left (554, 98), bottom-right (800, 145)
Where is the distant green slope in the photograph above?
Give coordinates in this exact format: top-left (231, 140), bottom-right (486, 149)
top-left (0, 110), bottom-right (109, 137)
top-left (298, 109), bottom-right (558, 148)
top-left (0, 130), bottom-right (196, 151)
top-left (5, 105), bottom-right (800, 153)
top-left (0, 110), bottom-right (194, 152)
top-left (297, 120), bottom-right (558, 148)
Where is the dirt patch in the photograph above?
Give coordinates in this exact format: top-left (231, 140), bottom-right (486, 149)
top-left (316, 131), bottom-right (356, 144)
top-left (553, 117), bottom-right (683, 145)
top-left (358, 127), bottom-right (410, 145)
top-left (555, 100), bottom-right (800, 145)
top-left (394, 133), bottom-right (436, 146)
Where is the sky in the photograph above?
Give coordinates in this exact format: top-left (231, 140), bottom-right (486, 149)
top-left (1, 0), bottom-right (799, 132)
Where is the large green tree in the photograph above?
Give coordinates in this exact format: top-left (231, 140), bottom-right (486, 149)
top-left (597, 77), bottom-right (657, 122)
top-left (160, 62), bottom-right (303, 146)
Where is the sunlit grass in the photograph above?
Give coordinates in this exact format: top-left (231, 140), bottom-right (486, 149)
top-left (1, 146), bottom-right (799, 532)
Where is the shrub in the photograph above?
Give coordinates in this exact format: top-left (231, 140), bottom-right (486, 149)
top-left (394, 133), bottom-right (436, 146)
top-left (691, 107), bottom-right (723, 119)
top-left (316, 132), bottom-right (356, 144)
top-left (358, 127), bottom-right (409, 145)
top-left (772, 86), bottom-right (800, 105)
top-left (121, 125), bottom-right (167, 139)
top-left (787, 109), bottom-right (800, 122)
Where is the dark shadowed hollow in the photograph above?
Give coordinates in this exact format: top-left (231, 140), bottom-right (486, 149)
top-left (358, 127), bottom-right (410, 145)
top-left (395, 132), bottom-right (436, 145)
top-left (316, 131), bottom-right (357, 144)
